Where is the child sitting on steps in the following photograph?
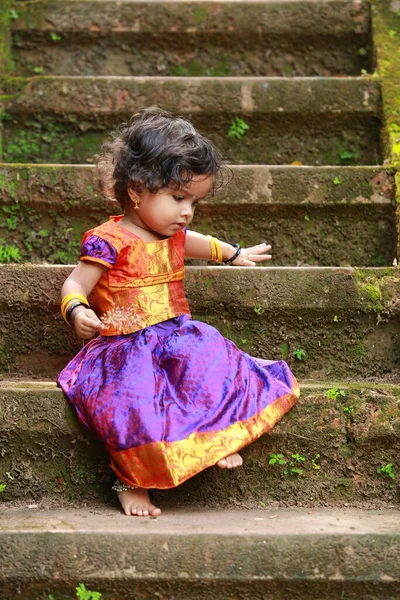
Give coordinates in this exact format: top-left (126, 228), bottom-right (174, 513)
top-left (57, 107), bottom-right (300, 517)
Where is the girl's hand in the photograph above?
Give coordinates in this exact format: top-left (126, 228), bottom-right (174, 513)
top-left (72, 307), bottom-right (106, 339)
top-left (232, 242), bottom-right (272, 267)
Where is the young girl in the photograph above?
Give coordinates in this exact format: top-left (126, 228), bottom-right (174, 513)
top-left (57, 107), bottom-right (300, 518)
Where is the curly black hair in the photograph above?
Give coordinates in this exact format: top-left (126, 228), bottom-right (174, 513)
top-left (97, 106), bottom-right (229, 208)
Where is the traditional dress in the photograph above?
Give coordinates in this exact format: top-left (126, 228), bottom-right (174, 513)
top-left (58, 216), bottom-right (300, 489)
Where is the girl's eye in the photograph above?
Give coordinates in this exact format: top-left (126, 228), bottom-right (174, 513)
top-left (173, 195), bottom-right (185, 201)
top-left (192, 201), bottom-right (199, 207)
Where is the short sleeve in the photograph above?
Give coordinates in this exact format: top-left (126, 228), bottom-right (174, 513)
top-left (80, 234), bottom-right (118, 268)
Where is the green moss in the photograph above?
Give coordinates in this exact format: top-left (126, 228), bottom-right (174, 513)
top-left (193, 4), bottom-right (208, 25)
top-left (371, 1), bottom-right (400, 166)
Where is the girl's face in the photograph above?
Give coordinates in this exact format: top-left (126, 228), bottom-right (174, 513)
top-left (129, 174), bottom-right (213, 238)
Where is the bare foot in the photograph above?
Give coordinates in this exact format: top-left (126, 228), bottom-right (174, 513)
top-left (118, 487), bottom-right (161, 517)
top-left (217, 452), bottom-right (243, 469)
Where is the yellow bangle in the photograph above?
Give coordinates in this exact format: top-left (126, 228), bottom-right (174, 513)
top-left (61, 292), bottom-right (88, 312)
top-left (207, 236), bottom-right (223, 263)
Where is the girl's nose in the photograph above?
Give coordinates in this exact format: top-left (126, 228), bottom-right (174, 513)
top-left (180, 203), bottom-right (193, 218)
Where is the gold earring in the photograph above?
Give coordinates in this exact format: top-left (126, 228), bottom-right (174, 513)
top-left (133, 198), bottom-right (140, 211)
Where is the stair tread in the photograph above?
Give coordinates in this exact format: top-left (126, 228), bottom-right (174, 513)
top-left (1, 504), bottom-right (399, 535)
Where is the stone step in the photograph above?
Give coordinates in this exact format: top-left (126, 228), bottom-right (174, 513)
top-left (10, 0), bottom-right (372, 78)
top-left (1, 506), bottom-right (399, 600)
top-left (0, 380), bottom-right (399, 507)
top-left (1, 76), bottom-right (382, 165)
top-left (0, 265), bottom-right (399, 380)
top-left (0, 164), bottom-right (396, 267)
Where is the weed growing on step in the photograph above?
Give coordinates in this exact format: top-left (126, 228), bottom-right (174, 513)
top-left (311, 454), bottom-right (321, 471)
top-left (377, 463), bottom-right (395, 481)
top-left (0, 243), bottom-right (21, 263)
top-left (50, 32), bottom-right (62, 42)
top-left (0, 483), bottom-right (6, 492)
top-left (49, 583), bottom-right (102, 599)
top-left (33, 66), bottom-right (44, 74)
top-left (228, 118), bottom-right (249, 140)
top-left (343, 406), bottom-right (353, 414)
top-left (325, 387), bottom-right (346, 401)
top-left (292, 348), bottom-right (305, 360)
top-left (253, 302), bottom-right (264, 316)
top-left (269, 452), bottom-right (286, 465)
top-left (9, 9), bottom-right (19, 20)
top-left (332, 176), bottom-right (342, 185)
top-left (284, 453), bottom-right (305, 477)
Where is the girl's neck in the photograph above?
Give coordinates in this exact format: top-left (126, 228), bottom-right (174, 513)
top-left (120, 206), bottom-right (166, 242)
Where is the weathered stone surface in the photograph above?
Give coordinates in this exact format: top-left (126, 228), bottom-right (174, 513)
top-left (0, 507), bottom-right (400, 600)
top-left (1, 77), bottom-right (382, 164)
top-left (0, 265), bottom-right (399, 379)
top-left (0, 381), bottom-right (399, 506)
top-left (0, 164), bottom-right (396, 266)
top-left (10, 0), bottom-right (372, 77)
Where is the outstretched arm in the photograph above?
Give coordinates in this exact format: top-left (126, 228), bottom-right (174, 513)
top-left (62, 261), bottom-right (108, 338)
top-left (184, 230), bottom-right (272, 266)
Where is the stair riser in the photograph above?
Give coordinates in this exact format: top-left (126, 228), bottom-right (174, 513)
top-left (2, 115), bottom-right (382, 166)
top-left (0, 266), bottom-right (399, 380)
top-left (1, 536), bottom-right (400, 600)
top-left (1, 78), bottom-right (382, 165)
top-left (13, 35), bottom-right (371, 78)
top-left (0, 385), bottom-right (399, 506)
top-left (1, 164), bottom-right (395, 267)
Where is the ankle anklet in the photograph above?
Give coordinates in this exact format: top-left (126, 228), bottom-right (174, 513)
top-left (112, 480), bottom-right (137, 493)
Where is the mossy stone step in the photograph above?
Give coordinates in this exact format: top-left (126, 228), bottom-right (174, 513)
top-left (0, 164), bottom-right (396, 267)
top-left (0, 265), bottom-right (399, 380)
top-left (1, 77), bottom-right (382, 165)
top-left (0, 380), bottom-right (399, 507)
top-left (1, 507), bottom-right (400, 600)
top-left (10, 0), bottom-right (371, 78)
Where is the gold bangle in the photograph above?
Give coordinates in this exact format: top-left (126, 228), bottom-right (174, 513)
top-left (61, 293), bottom-right (89, 322)
top-left (61, 292), bottom-right (88, 312)
top-left (207, 236), bottom-right (222, 263)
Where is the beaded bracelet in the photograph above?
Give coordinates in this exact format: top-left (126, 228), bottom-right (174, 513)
top-left (65, 301), bottom-right (90, 326)
top-left (223, 243), bottom-right (241, 265)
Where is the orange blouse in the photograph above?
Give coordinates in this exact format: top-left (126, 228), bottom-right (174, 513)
top-left (80, 216), bottom-right (191, 336)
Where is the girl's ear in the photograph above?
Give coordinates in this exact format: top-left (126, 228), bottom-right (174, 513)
top-left (127, 186), bottom-right (138, 202)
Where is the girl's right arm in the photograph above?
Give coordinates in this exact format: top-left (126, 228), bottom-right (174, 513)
top-left (62, 261), bottom-right (108, 339)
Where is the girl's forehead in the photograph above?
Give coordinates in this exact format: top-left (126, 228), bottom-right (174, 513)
top-left (181, 174), bottom-right (214, 197)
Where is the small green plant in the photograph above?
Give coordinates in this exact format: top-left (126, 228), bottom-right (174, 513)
top-left (9, 8), bottom-right (19, 19)
top-left (343, 406), bottom-right (353, 414)
top-left (284, 453), bottom-right (305, 477)
top-left (50, 32), bottom-right (62, 41)
top-left (332, 176), bottom-right (342, 185)
top-left (269, 452), bottom-right (286, 465)
top-left (304, 214), bottom-right (310, 221)
top-left (360, 68), bottom-right (368, 75)
top-left (292, 348), bottom-right (305, 360)
top-left (388, 29), bottom-right (397, 38)
top-left (333, 315), bottom-right (339, 322)
top-left (377, 463), bottom-right (395, 481)
top-left (0, 244), bottom-right (21, 263)
top-left (253, 302), bottom-right (264, 316)
top-left (0, 483), bottom-right (6, 492)
top-left (48, 583), bottom-right (102, 600)
top-left (311, 453), bottom-right (321, 471)
top-left (33, 66), bottom-right (44, 74)
top-left (240, 339), bottom-right (247, 347)
top-left (325, 387), bottom-right (346, 401)
top-left (358, 47), bottom-right (368, 57)
top-left (228, 117), bottom-right (249, 140)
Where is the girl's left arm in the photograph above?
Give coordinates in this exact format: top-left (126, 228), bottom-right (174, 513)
top-left (184, 230), bottom-right (272, 266)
